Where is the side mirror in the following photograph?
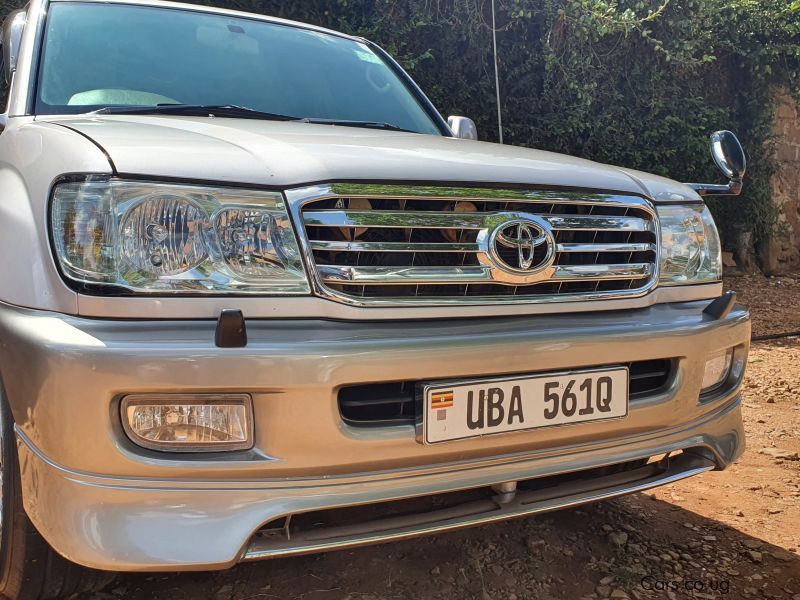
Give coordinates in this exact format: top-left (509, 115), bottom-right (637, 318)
top-left (1, 9), bottom-right (26, 86)
top-left (447, 116), bottom-right (478, 140)
top-left (710, 130), bottom-right (746, 181)
top-left (686, 130), bottom-right (747, 196)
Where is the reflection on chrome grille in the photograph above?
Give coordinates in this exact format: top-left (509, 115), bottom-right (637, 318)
top-left (289, 184), bottom-right (659, 305)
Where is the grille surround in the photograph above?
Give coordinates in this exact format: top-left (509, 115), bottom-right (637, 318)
top-left (288, 184), bottom-right (660, 306)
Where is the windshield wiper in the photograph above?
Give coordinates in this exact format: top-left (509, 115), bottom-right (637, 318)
top-left (299, 118), bottom-right (413, 132)
top-left (89, 104), bottom-right (300, 121)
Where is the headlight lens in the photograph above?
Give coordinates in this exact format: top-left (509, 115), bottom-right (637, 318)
top-left (52, 179), bottom-right (309, 294)
top-left (657, 204), bottom-right (722, 285)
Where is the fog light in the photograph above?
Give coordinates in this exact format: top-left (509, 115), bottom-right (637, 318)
top-left (701, 349), bottom-right (734, 392)
top-left (122, 394), bottom-right (253, 452)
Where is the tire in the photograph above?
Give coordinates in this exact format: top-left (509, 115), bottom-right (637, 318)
top-left (0, 387), bottom-right (115, 600)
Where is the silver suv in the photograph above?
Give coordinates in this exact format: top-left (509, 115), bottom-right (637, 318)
top-left (0, 1), bottom-right (750, 598)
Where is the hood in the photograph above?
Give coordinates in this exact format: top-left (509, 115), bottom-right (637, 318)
top-left (45, 115), bottom-right (701, 201)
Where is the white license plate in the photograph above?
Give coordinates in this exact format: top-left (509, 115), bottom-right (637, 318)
top-left (422, 367), bottom-right (629, 444)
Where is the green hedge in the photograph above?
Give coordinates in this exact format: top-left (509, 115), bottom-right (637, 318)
top-left (4, 0), bottom-right (799, 253)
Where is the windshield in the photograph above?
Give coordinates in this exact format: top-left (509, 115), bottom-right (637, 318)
top-left (35, 2), bottom-right (443, 135)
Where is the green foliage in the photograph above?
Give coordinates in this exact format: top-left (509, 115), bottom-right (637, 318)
top-left (2, 0), bottom-right (799, 250)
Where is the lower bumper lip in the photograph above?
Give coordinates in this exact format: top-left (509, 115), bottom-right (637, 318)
top-left (241, 450), bottom-right (715, 561)
top-left (14, 397), bottom-right (744, 572)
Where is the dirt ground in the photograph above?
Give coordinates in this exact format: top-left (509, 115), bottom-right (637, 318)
top-left (725, 274), bottom-right (800, 338)
top-left (88, 275), bottom-right (800, 600)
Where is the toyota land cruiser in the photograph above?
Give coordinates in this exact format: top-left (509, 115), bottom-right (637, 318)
top-left (0, 1), bottom-right (750, 597)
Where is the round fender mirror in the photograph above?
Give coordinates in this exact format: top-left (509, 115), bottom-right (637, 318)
top-left (710, 130), bottom-right (746, 181)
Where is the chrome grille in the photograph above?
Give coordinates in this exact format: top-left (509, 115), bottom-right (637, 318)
top-left (291, 185), bottom-right (659, 305)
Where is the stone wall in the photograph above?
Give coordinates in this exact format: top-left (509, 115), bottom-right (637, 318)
top-left (763, 94), bottom-right (800, 273)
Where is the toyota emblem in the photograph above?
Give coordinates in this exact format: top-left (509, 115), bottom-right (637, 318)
top-left (490, 218), bottom-right (554, 273)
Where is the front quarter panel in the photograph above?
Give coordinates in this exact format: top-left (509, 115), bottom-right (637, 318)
top-left (0, 120), bottom-right (112, 312)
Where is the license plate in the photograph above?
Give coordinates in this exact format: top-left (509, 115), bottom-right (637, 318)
top-left (422, 367), bottom-right (628, 444)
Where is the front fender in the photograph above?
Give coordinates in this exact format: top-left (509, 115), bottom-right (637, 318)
top-left (0, 120), bottom-right (112, 313)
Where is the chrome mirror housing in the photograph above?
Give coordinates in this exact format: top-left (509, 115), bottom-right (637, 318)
top-left (686, 130), bottom-right (746, 196)
top-left (710, 130), bottom-right (746, 181)
top-left (447, 116), bottom-right (478, 140)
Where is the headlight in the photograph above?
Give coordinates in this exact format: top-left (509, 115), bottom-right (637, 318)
top-left (51, 178), bottom-right (309, 294)
top-left (657, 204), bottom-right (722, 285)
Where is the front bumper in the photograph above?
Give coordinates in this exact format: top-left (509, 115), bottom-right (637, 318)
top-left (0, 299), bottom-right (749, 571)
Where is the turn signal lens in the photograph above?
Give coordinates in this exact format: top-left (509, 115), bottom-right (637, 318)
top-left (122, 394), bottom-right (253, 452)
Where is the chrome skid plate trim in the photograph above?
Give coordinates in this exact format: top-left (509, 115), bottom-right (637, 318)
top-left (242, 451), bottom-right (712, 561)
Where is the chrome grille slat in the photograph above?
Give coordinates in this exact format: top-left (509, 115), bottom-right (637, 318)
top-left (553, 264), bottom-right (653, 281)
top-left (304, 210), bottom-right (485, 229)
top-left (292, 184), bottom-right (659, 306)
top-left (320, 265), bottom-right (490, 284)
top-left (330, 185), bottom-right (655, 209)
top-left (303, 210), bottom-right (653, 233)
top-left (558, 242), bottom-right (656, 253)
top-left (319, 264), bottom-right (653, 285)
top-left (545, 215), bottom-right (652, 232)
top-left (311, 240), bottom-right (656, 254)
top-left (310, 240), bottom-right (481, 252)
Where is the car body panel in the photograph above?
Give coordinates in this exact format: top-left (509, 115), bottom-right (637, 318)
top-left (0, 298), bottom-right (748, 571)
top-left (0, 299), bottom-right (749, 478)
top-left (0, 120), bottom-right (111, 313)
top-left (17, 402), bottom-right (743, 571)
top-left (48, 115), bottom-right (655, 194)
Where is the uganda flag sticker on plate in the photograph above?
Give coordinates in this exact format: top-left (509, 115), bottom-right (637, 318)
top-left (430, 390), bottom-right (454, 410)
